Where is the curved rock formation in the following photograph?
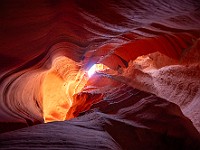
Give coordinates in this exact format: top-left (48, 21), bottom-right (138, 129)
top-left (0, 0), bottom-right (200, 149)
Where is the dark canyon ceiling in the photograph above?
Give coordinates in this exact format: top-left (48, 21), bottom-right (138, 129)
top-left (0, 0), bottom-right (200, 149)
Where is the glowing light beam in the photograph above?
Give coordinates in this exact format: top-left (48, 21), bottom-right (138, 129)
top-left (88, 64), bottom-right (96, 77)
top-left (87, 64), bottom-right (109, 77)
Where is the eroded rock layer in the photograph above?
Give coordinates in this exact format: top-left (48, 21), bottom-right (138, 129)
top-left (0, 0), bottom-right (200, 149)
top-left (1, 86), bottom-right (200, 149)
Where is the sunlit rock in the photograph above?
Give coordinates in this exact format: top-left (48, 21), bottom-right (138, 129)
top-left (0, 0), bottom-right (200, 149)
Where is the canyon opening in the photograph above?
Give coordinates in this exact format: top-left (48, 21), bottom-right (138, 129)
top-left (0, 0), bottom-right (200, 149)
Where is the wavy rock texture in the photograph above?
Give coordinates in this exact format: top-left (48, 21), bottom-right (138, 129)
top-left (1, 88), bottom-right (200, 149)
top-left (0, 0), bottom-right (200, 149)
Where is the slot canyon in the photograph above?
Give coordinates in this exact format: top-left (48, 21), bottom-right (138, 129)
top-left (0, 0), bottom-right (200, 149)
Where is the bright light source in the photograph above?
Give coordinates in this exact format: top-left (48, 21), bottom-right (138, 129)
top-left (88, 64), bottom-right (96, 77)
top-left (87, 64), bottom-right (109, 77)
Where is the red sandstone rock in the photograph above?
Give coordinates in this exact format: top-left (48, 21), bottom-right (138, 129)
top-left (0, 0), bottom-right (200, 149)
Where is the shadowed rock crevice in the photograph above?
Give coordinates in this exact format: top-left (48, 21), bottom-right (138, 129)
top-left (0, 0), bottom-right (200, 149)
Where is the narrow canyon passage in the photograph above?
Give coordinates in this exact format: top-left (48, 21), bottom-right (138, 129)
top-left (0, 0), bottom-right (200, 149)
